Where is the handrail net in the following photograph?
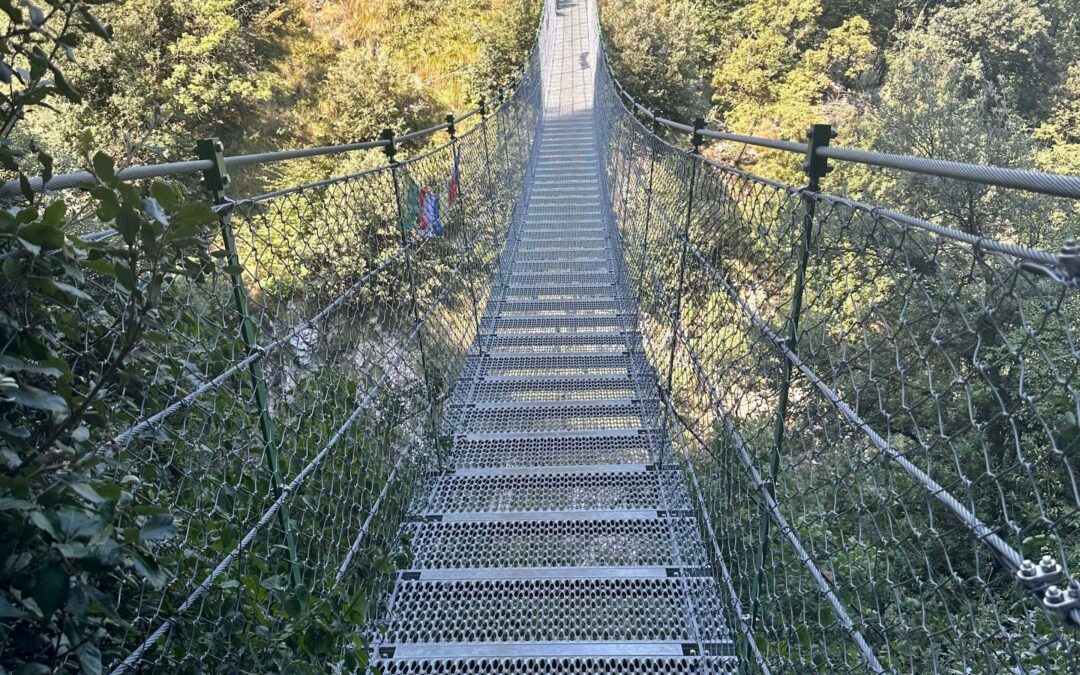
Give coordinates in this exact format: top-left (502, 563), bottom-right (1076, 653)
top-left (3, 24), bottom-right (546, 675)
top-left (596, 42), bottom-right (1080, 673)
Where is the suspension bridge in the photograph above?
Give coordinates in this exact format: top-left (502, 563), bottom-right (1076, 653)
top-left (7, 0), bottom-right (1080, 672)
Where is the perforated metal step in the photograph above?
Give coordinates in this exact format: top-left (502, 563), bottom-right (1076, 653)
top-left (454, 401), bottom-right (660, 434)
top-left (462, 353), bottom-right (653, 379)
top-left (500, 286), bottom-right (623, 300)
top-left (508, 260), bottom-right (612, 274)
top-left (404, 517), bottom-right (708, 570)
top-left (478, 315), bottom-right (639, 334)
top-left (417, 469), bottom-right (688, 516)
top-left (516, 238), bottom-right (609, 249)
top-left (490, 300), bottom-right (634, 317)
top-left (506, 272), bottom-right (619, 287)
top-left (447, 430), bottom-right (662, 469)
top-left (380, 576), bottom-right (729, 645)
top-left (476, 332), bottom-right (634, 354)
top-left (455, 376), bottom-right (645, 403)
top-left (372, 657), bottom-right (739, 674)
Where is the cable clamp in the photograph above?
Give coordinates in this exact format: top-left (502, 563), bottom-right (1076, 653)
top-left (1017, 555), bottom-right (1064, 589)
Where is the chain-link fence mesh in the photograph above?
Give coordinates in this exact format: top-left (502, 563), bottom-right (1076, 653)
top-left (17, 39), bottom-right (544, 675)
top-left (597, 46), bottom-right (1080, 673)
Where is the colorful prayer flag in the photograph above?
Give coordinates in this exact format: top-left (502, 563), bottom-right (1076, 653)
top-left (418, 187), bottom-right (443, 238)
top-left (400, 170), bottom-right (421, 233)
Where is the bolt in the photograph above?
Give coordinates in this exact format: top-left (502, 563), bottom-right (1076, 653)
top-left (1041, 555), bottom-right (1059, 573)
top-left (1019, 560), bottom-right (1036, 578)
top-left (1046, 585), bottom-right (1065, 605)
top-left (1070, 579), bottom-right (1080, 599)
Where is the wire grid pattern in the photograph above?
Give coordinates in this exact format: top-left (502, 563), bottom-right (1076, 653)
top-left (370, 0), bottom-right (737, 672)
top-left (597, 38), bottom-right (1080, 673)
top-left (53, 28), bottom-right (547, 675)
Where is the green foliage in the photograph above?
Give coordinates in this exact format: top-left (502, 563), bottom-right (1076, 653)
top-left (707, 0), bottom-right (874, 181)
top-left (604, 0), bottom-right (1080, 202)
top-left (305, 48), bottom-right (439, 146)
top-left (1, 147), bottom-right (218, 674)
top-left (928, 0), bottom-right (1054, 121)
top-left (21, 0), bottom-right (292, 171)
top-left (599, 0), bottom-right (711, 120)
top-left (0, 6), bottom-right (222, 668)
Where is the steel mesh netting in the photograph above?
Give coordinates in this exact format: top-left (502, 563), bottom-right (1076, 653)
top-left (18, 42), bottom-right (544, 673)
top-left (596, 47), bottom-right (1080, 673)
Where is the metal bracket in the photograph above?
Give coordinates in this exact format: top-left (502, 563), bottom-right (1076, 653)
top-left (195, 137), bottom-right (230, 203)
top-left (690, 118), bottom-right (705, 154)
top-left (803, 124), bottom-right (835, 187)
top-left (1057, 239), bottom-right (1080, 286)
top-left (1043, 579), bottom-right (1080, 618)
top-left (445, 113), bottom-right (457, 140)
top-left (1016, 555), bottom-right (1064, 589)
top-left (380, 128), bottom-right (397, 163)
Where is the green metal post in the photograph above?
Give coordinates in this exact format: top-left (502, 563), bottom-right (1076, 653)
top-left (446, 114), bottom-right (484, 341)
top-left (477, 98), bottom-right (503, 251)
top-left (750, 123), bottom-right (833, 626)
top-left (196, 138), bottom-right (302, 588)
top-left (661, 118), bottom-right (705, 471)
top-left (381, 129), bottom-right (442, 465)
top-left (664, 119), bottom-right (705, 391)
top-left (636, 116), bottom-right (660, 292)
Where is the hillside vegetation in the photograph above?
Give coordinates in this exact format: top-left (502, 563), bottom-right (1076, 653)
top-left (601, 0), bottom-right (1080, 243)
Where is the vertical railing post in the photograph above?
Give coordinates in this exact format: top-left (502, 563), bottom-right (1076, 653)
top-left (478, 97), bottom-right (504, 253)
top-left (617, 113), bottom-right (640, 223)
top-left (636, 116), bottom-right (660, 292)
top-left (750, 122), bottom-right (833, 626)
top-left (611, 115), bottom-right (631, 217)
top-left (446, 114), bottom-right (484, 341)
top-left (492, 88), bottom-right (512, 196)
top-left (513, 64), bottom-right (532, 186)
top-left (660, 118), bottom-right (705, 471)
top-left (196, 137), bottom-right (302, 588)
top-left (381, 128), bottom-right (442, 466)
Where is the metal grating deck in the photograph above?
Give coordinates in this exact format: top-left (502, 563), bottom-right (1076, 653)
top-left (372, 0), bottom-right (735, 670)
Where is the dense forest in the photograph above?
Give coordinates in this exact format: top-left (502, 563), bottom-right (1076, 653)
top-left (601, 0), bottom-right (1080, 245)
top-left (12, 0), bottom-right (538, 186)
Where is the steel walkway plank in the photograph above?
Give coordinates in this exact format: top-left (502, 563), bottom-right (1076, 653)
top-left (374, 0), bottom-right (734, 667)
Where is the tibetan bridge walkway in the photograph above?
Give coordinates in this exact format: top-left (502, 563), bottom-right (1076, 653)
top-left (372, 0), bottom-right (735, 670)
top-left (9, 0), bottom-right (1080, 672)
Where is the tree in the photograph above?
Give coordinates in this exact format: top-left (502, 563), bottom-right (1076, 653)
top-left (21, 0), bottom-right (293, 172)
top-left (853, 9), bottom-right (1073, 248)
top-left (708, 0), bottom-right (874, 182)
top-left (1036, 60), bottom-right (1080, 177)
top-left (928, 0), bottom-right (1055, 122)
top-left (600, 0), bottom-right (712, 120)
